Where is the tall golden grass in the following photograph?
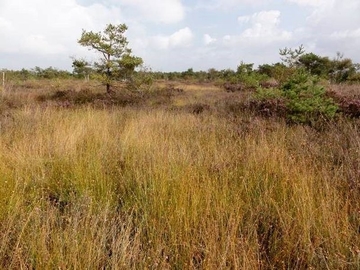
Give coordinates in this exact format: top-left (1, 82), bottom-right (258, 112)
top-left (0, 82), bottom-right (359, 268)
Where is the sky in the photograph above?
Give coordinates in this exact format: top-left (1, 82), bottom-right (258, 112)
top-left (0, 0), bottom-right (359, 72)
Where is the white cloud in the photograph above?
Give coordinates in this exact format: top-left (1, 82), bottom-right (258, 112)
top-left (22, 35), bottom-right (66, 55)
top-left (1, 0), bottom-right (360, 72)
top-left (198, 9), bottom-right (295, 70)
top-left (236, 10), bottom-right (292, 42)
top-left (330, 28), bottom-right (360, 39)
top-left (116, 0), bottom-right (185, 23)
top-left (307, 0), bottom-right (359, 28)
top-left (0, 0), bottom-right (123, 57)
top-left (0, 17), bottom-right (12, 29)
top-left (196, 0), bottom-right (269, 10)
top-left (170, 28), bottom-right (194, 47)
top-left (243, 10), bottom-right (281, 27)
top-left (287, 0), bottom-right (360, 62)
top-left (287, 0), bottom-right (328, 7)
top-left (204, 34), bottom-right (217, 45)
top-left (238, 16), bottom-right (250, 24)
top-left (152, 36), bottom-right (171, 50)
top-left (151, 27), bottom-right (194, 49)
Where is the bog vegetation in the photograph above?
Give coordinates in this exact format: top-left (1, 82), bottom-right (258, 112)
top-left (0, 25), bottom-right (359, 269)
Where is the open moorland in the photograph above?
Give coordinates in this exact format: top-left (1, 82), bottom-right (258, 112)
top-left (0, 76), bottom-right (359, 269)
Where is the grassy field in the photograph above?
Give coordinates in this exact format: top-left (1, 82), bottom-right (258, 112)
top-left (0, 80), bottom-right (359, 269)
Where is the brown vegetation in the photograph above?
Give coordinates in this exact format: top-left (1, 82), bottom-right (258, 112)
top-left (327, 84), bottom-right (360, 117)
top-left (0, 79), bottom-right (359, 269)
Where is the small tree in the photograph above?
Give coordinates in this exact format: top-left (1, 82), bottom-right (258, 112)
top-left (329, 52), bottom-right (356, 83)
top-left (298, 53), bottom-right (332, 78)
top-left (282, 69), bottom-right (338, 123)
top-left (236, 61), bottom-right (254, 75)
top-left (71, 58), bottom-right (93, 81)
top-left (279, 44), bottom-right (305, 68)
top-left (78, 23), bottom-right (143, 93)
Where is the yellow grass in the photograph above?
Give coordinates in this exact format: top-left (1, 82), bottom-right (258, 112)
top-left (0, 82), bottom-right (359, 268)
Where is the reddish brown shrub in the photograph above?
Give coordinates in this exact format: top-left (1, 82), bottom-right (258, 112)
top-left (327, 90), bottom-right (360, 118)
top-left (223, 83), bottom-right (245, 92)
top-left (249, 98), bottom-right (287, 118)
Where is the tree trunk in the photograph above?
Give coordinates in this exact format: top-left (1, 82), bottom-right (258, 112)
top-left (106, 53), bottom-right (112, 94)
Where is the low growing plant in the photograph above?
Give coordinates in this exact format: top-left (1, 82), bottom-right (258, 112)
top-left (251, 87), bottom-right (287, 117)
top-left (282, 69), bottom-right (338, 123)
top-left (252, 69), bottom-right (338, 123)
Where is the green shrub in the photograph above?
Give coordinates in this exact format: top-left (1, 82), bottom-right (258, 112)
top-left (240, 74), bottom-right (260, 89)
top-left (126, 69), bottom-right (154, 92)
top-left (282, 69), bottom-right (338, 123)
top-left (251, 69), bottom-right (338, 124)
top-left (255, 87), bottom-right (283, 101)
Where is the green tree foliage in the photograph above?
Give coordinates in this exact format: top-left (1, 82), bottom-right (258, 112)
top-left (78, 23), bottom-right (143, 93)
top-left (71, 58), bottom-right (93, 80)
top-left (296, 51), bottom-right (357, 83)
top-left (32, 66), bottom-right (72, 79)
top-left (329, 52), bottom-right (356, 83)
top-left (220, 69), bottom-right (236, 80)
top-left (18, 68), bottom-right (32, 80)
top-left (236, 61), bottom-right (254, 75)
top-left (207, 68), bottom-right (219, 81)
top-left (254, 69), bottom-right (338, 124)
top-left (282, 69), bottom-right (338, 123)
top-left (257, 63), bottom-right (292, 84)
top-left (298, 53), bottom-right (332, 77)
top-left (235, 61), bottom-right (267, 88)
top-left (0, 67), bottom-right (73, 82)
top-left (255, 46), bottom-right (340, 124)
top-left (348, 63), bottom-right (360, 82)
top-left (181, 68), bottom-right (195, 80)
top-left (126, 66), bottom-right (154, 92)
top-left (279, 44), bottom-right (305, 68)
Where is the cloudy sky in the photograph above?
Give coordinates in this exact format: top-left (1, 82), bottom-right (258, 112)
top-left (0, 0), bottom-right (359, 72)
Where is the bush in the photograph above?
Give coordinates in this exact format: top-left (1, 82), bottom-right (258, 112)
top-left (251, 88), bottom-right (287, 117)
top-left (126, 67), bottom-right (155, 92)
top-left (223, 83), bottom-right (244, 92)
top-left (47, 89), bottom-right (100, 104)
top-left (340, 98), bottom-right (360, 118)
top-left (250, 70), bottom-right (338, 124)
top-left (327, 90), bottom-right (360, 118)
top-left (38, 89), bottom-right (140, 107)
top-left (255, 87), bottom-right (283, 100)
top-left (282, 70), bottom-right (338, 123)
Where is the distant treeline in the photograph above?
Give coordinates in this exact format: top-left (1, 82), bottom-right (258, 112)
top-left (2, 66), bottom-right (73, 80)
top-left (152, 51), bottom-right (360, 84)
top-left (2, 50), bottom-right (360, 84)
